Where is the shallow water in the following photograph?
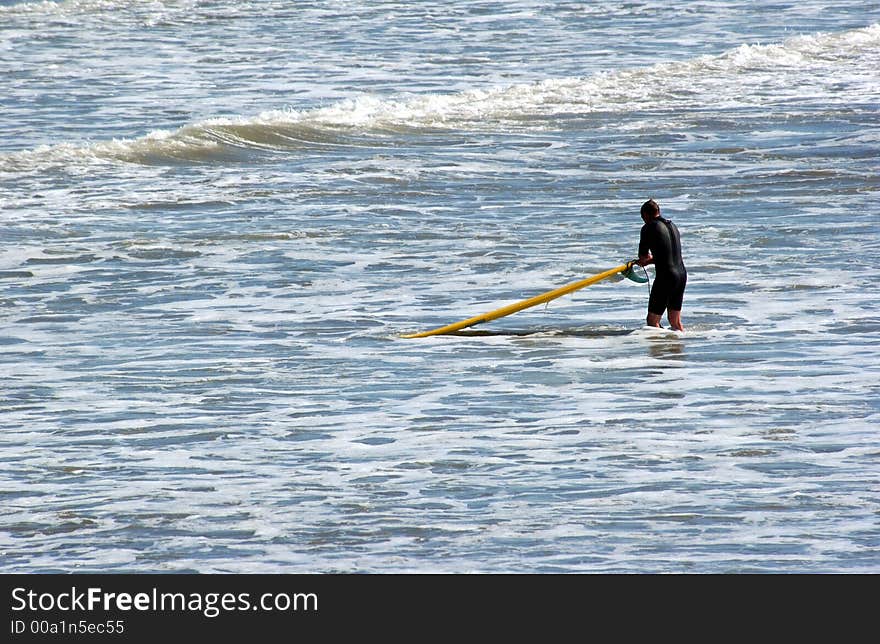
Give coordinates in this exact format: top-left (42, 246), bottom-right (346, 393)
top-left (1, 0), bottom-right (879, 573)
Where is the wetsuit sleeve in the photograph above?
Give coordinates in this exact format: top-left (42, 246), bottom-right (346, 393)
top-left (638, 225), bottom-right (651, 258)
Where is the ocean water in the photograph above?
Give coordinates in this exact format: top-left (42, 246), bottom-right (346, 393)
top-left (1, 0), bottom-right (879, 573)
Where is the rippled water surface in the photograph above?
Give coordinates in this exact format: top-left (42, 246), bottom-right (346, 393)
top-left (1, 0), bottom-right (879, 573)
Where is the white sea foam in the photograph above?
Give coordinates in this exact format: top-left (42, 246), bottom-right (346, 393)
top-left (2, 23), bottom-right (877, 172)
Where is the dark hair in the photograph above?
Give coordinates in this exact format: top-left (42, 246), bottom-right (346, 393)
top-left (640, 199), bottom-right (660, 218)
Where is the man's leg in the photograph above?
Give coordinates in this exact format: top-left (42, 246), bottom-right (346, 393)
top-left (647, 278), bottom-right (670, 329)
top-left (667, 309), bottom-right (684, 332)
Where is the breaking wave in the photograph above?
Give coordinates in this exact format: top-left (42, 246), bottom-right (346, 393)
top-left (2, 23), bottom-right (877, 171)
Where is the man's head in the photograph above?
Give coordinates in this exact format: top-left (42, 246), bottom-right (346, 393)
top-left (640, 198), bottom-right (660, 223)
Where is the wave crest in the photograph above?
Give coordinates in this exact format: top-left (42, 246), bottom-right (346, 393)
top-left (3, 23), bottom-right (877, 171)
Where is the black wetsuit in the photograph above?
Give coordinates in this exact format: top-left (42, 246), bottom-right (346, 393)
top-left (639, 216), bottom-right (687, 315)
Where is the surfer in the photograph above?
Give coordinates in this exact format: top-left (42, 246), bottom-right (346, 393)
top-left (636, 199), bottom-right (687, 332)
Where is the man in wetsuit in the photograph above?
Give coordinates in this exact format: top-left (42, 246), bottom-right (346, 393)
top-left (636, 199), bottom-right (687, 332)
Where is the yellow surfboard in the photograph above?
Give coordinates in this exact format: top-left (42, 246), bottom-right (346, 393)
top-left (402, 261), bottom-right (640, 339)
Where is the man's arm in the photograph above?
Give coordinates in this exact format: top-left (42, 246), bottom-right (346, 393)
top-left (637, 225), bottom-right (654, 267)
